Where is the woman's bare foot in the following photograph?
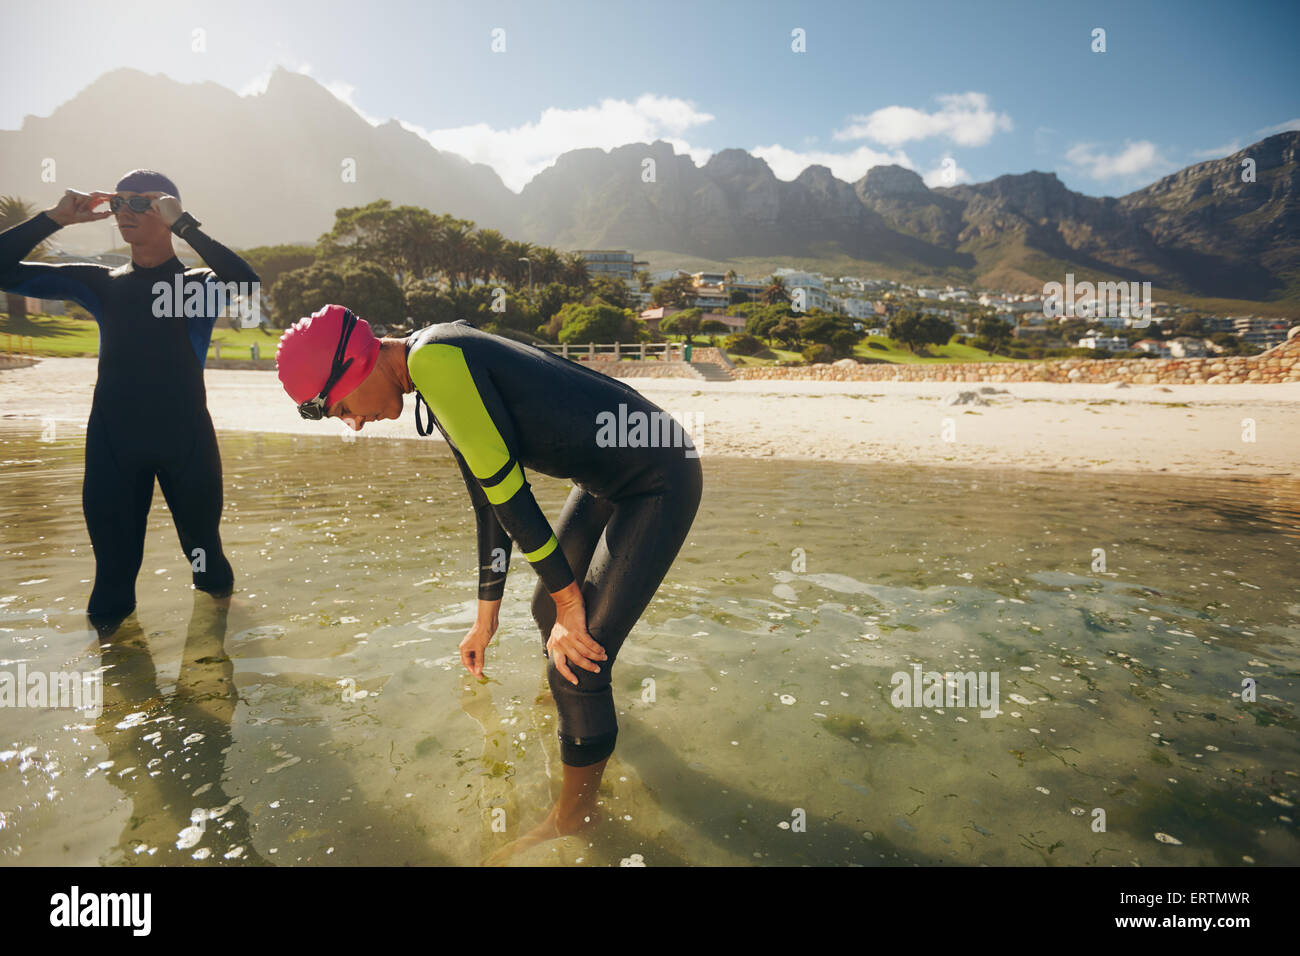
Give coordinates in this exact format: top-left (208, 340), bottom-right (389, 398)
top-left (483, 801), bottom-right (604, 865)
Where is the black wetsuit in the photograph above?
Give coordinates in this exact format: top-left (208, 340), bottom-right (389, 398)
top-left (0, 212), bottom-right (258, 623)
top-left (407, 321), bottom-right (703, 766)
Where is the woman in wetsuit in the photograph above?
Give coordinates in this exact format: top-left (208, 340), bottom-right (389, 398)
top-left (275, 304), bottom-right (702, 850)
top-left (0, 171), bottom-right (258, 628)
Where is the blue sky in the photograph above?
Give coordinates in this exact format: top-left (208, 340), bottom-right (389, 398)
top-left (2, 0), bottom-right (1297, 196)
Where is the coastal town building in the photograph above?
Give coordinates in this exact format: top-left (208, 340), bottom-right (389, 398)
top-left (1133, 338), bottom-right (1172, 357)
top-left (1078, 334), bottom-right (1128, 351)
top-left (1167, 337), bottom-right (1209, 357)
top-left (576, 250), bottom-right (648, 284)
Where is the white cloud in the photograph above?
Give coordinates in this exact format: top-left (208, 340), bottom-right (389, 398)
top-left (750, 143), bottom-right (912, 182)
top-left (1065, 140), bottom-right (1172, 179)
top-left (323, 80), bottom-right (383, 126)
top-left (1257, 117), bottom-right (1300, 136)
top-left (1190, 139), bottom-right (1242, 160)
top-left (922, 155), bottom-right (971, 188)
top-left (410, 94), bottom-right (716, 192)
top-left (835, 92), bottom-right (1012, 147)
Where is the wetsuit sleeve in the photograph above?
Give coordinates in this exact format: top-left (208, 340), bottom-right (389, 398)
top-left (0, 212), bottom-right (107, 316)
top-left (409, 342), bottom-right (576, 594)
top-left (177, 222), bottom-right (260, 284)
top-left (448, 440), bottom-right (514, 601)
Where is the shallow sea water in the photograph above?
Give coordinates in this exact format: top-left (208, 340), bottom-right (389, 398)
top-left (1, 424), bottom-right (1297, 866)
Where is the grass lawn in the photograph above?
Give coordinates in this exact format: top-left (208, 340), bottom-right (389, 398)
top-left (727, 335), bottom-right (1019, 366)
top-left (0, 313), bottom-right (283, 358)
top-left (853, 336), bottom-right (1016, 364)
top-left (4, 316), bottom-right (1027, 367)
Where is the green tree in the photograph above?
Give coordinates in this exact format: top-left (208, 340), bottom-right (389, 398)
top-left (830, 328), bottom-right (860, 357)
top-left (404, 279), bottom-right (456, 328)
top-left (555, 302), bottom-right (639, 345)
top-left (660, 307), bottom-right (703, 344)
top-left (745, 306), bottom-right (785, 344)
top-left (341, 262), bottom-right (405, 329)
top-left (317, 200), bottom-right (445, 285)
top-left (722, 332), bottom-right (764, 356)
top-left (0, 196), bottom-right (50, 329)
top-left (238, 244), bottom-right (316, 291)
top-left (535, 282), bottom-right (584, 333)
top-left (270, 262), bottom-right (347, 329)
top-left (772, 315), bottom-right (803, 348)
top-left (974, 310), bottom-right (1013, 354)
top-left (590, 275), bottom-right (634, 310)
top-left (650, 273), bottom-right (694, 309)
top-left (799, 313), bottom-right (839, 345)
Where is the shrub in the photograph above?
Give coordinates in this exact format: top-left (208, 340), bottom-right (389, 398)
top-left (802, 343), bottom-right (835, 364)
top-left (723, 332), bottom-right (764, 356)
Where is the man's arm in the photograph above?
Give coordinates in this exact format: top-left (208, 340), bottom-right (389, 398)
top-left (409, 341), bottom-right (576, 596)
top-left (173, 219), bottom-right (260, 285)
top-left (0, 212), bottom-right (107, 316)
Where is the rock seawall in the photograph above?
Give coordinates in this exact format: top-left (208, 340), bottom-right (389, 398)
top-left (728, 334), bottom-right (1300, 385)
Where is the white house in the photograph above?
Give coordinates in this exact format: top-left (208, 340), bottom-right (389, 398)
top-left (1133, 339), bottom-right (1171, 357)
top-left (1167, 337), bottom-right (1208, 357)
top-left (1078, 335), bottom-right (1128, 351)
top-left (839, 297), bottom-right (877, 320)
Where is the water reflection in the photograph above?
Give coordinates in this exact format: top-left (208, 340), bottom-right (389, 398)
top-left (2, 425), bottom-right (1298, 866)
top-left (93, 596), bottom-right (263, 865)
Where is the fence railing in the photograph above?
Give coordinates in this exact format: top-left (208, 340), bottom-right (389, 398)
top-left (536, 342), bottom-right (688, 361)
top-left (3, 334), bottom-right (35, 359)
top-left (209, 342), bottom-right (271, 361)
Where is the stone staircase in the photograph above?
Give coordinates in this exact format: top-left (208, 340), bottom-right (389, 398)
top-left (690, 360), bottom-right (734, 381)
top-left (687, 346), bottom-right (736, 381)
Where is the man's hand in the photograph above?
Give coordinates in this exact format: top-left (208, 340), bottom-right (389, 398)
top-left (546, 584), bottom-right (606, 686)
top-left (46, 189), bottom-right (113, 227)
top-left (141, 192), bottom-right (183, 228)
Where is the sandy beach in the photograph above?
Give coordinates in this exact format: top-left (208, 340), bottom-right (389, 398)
top-left (2, 356), bottom-right (1298, 477)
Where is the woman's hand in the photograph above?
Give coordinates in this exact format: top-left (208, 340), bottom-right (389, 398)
top-left (546, 583), bottom-right (606, 686)
top-left (46, 189), bottom-right (113, 226)
top-left (459, 599), bottom-right (501, 678)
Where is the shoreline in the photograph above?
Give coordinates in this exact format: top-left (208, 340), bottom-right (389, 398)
top-left (2, 357), bottom-right (1298, 479)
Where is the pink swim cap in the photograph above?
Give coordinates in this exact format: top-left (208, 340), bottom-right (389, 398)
top-left (276, 304), bottom-right (381, 408)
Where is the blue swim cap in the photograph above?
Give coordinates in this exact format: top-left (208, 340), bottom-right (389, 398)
top-left (115, 169), bottom-right (180, 200)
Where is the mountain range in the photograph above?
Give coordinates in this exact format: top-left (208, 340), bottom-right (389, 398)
top-left (1, 68), bottom-right (1295, 304)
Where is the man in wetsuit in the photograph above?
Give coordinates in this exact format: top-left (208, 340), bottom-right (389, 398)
top-left (0, 170), bottom-right (259, 629)
top-left (275, 304), bottom-right (702, 853)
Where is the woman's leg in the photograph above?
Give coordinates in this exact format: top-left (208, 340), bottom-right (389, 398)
top-left (544, 462), bottom-right (702, 817)
top-left (491, 464), bottom-right (700, 858)
top-left (548, 461), bottom-right (701, 767)
top-left (530, 484), bottom-right (614, 645)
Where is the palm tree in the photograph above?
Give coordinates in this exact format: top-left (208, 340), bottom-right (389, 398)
top-left (533, 247), bottom-right (564, 287)
top-left (504, 239), bottom-right (533, 289)
top-left (472, 228), bottom-right (507, 285)
top-left (0, 197), bottom-right (49, 329)
top-left (560, 251), bottom-right (590, 289)
top-left (438, 217), bottom-right (476, 290)
top-left (761, 274), bottom-right (791, 306)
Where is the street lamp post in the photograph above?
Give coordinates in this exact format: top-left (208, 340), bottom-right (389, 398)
top-left (518, 257), bottom-right (532, 298)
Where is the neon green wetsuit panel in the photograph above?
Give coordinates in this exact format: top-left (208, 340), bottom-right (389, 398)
top-left (408, 340), bottom-right (565, 593)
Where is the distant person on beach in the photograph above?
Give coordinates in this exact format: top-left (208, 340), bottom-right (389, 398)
top-left (0, 171), bottom-right (260, 629)
top-left (275, 304), bottom-right (702, 858)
